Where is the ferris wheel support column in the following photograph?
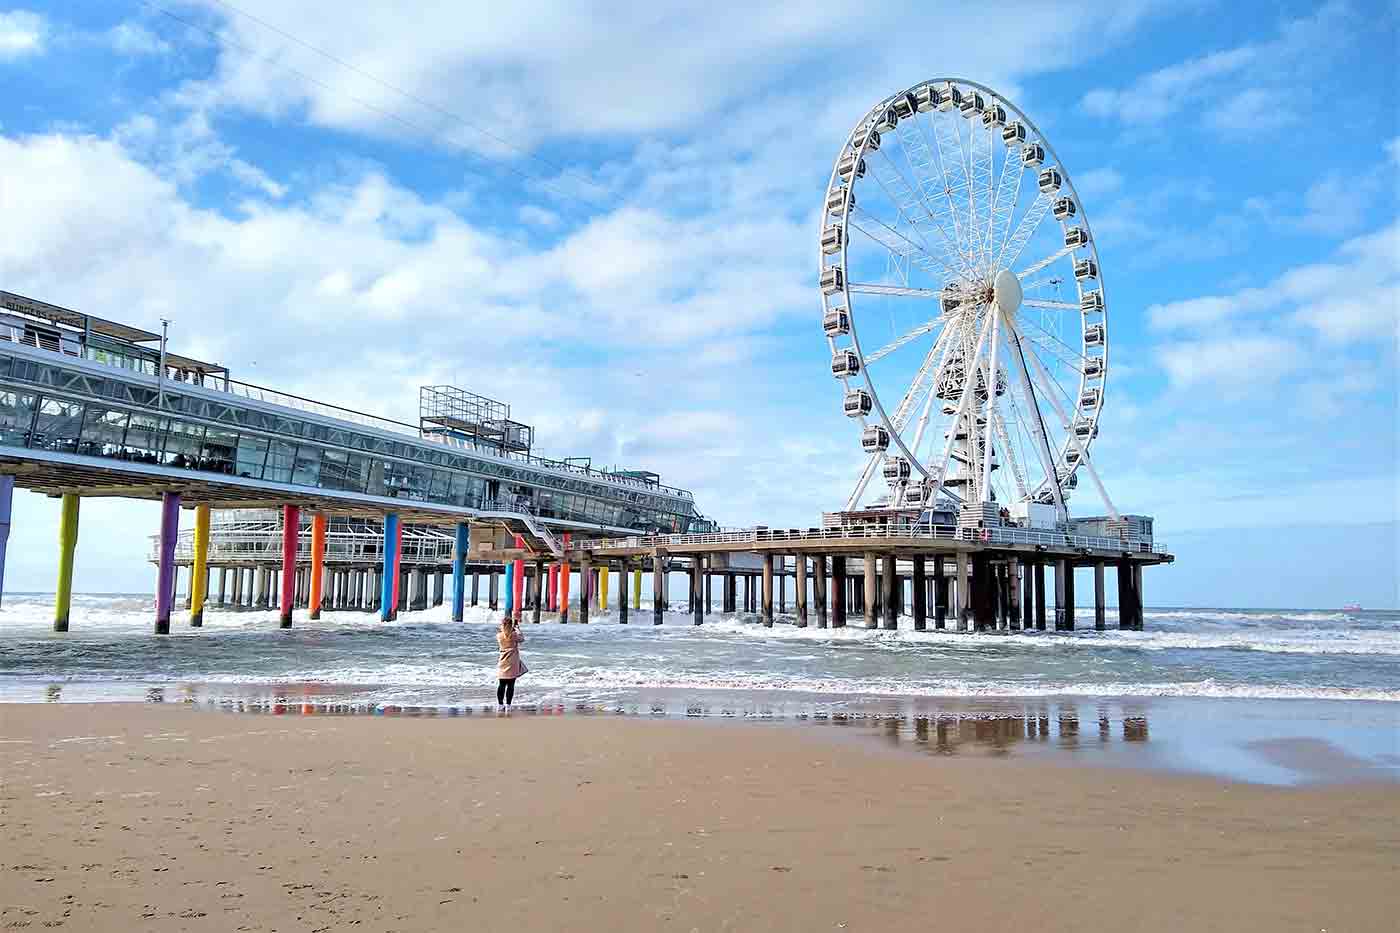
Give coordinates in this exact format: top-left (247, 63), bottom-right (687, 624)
top-left (1004, 324), bottom-right (1066, 521)
top-left (1022, 345), bottom-right (1121, 523)
top-left (979, 308), bottom-right (1002, 502)
top-left (929, 310), bottom-right (995, 504)
top-left (845, 451), bottom-right (885, 512)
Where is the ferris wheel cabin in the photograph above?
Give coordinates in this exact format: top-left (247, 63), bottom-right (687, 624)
top-left (1021, 143), bottom-right (1046, 166)
top-left (822, 308), bottom-right (851, 337)
top-left (843, 389), bottom-right (873, 417)
top-left (1064, 226), bottom-right (1091, 249)
top-left (831, 350), bottom-right (860, 378)
top-left (861, 425), bottom-right (890, 452)
top-left (1052, 197), bottom-right (1077, 221)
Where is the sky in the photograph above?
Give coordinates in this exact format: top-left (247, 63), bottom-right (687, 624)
top-left (0, 0), bottom-right (1395, 608)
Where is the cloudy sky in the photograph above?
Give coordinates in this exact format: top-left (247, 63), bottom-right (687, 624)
top-left (1, 0), bottom-right (1395, 607)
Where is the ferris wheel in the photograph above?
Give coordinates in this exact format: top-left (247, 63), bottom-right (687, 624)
top-left (820, 78), bottom-right (1112, 517)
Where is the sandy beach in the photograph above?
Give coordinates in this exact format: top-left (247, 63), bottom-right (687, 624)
top-left (1, 704), bottom-right (1396, 931)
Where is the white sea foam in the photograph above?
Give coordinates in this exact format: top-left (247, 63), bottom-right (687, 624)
top-left (3, 594), bottom-right (1398, 706)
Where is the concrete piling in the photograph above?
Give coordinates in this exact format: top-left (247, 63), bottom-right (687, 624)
top-left (795, 554), bottom-right (808, 628)
top-left (1094, 562), bottom-right (1106, 630)
top-left (881, 554), bottom-right (897, 630)
top-left (761, 553), bottom-right (774, 628)
top-left (912, 555), bottom-right (926, 631)
top-left (652, 554), bottom-right (665, 625)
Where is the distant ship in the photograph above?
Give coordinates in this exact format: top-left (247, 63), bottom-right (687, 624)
top-left (1342, 603), bottom-right (1362, 612)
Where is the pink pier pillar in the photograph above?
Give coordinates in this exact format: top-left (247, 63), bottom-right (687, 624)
top-left (280, 505), bottom-right (300, 628)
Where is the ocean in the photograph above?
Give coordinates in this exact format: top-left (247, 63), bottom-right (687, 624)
top-left (3, 594), bottom-right (1397, 785)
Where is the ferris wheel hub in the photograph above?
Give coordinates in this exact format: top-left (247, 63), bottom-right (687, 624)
top-left (993, 268), bottom-right (1023, 320)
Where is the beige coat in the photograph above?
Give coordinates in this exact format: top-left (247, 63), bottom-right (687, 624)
top-left (496, 625), bottom-right (527, 679)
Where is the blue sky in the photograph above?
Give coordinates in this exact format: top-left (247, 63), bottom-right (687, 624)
top-left (0, 0), bottom-right (1395, 607)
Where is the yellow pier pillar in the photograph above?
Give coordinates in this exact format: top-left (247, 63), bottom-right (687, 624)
top-left (599, 565), bottom-right (610, 611)
top-left (632, 568), bottom-right (642, 611)
top-left (54, 493), bottom-right (79, 632)
top-left (190, 504), bottom-right (210, 627)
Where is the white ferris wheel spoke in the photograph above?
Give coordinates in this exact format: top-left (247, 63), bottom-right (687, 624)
top-left (928, 111), bottom-right (976, 271)
top-left (1022, 299), bottom-right (1078, 311)
top-left (869, 146), bottom-right (974, 279)
top-left (1004, 318), bottom-right (1066, 518)
top-left (988, 141), bottom-right (1026, 273)
top-left (1016, 314), bottom-right (1086, 372)
top-left (847, 283), bottom-right (942, 298)
top-left (889, 119), bottom-right (976, 276)
top-left (1018, 245), bottom-right (1074, 281)
top-left (864, 160), bottom-right (941, 256)
top-left (850, 209), bottom-right (960, 281)
top-left (895, 117), bottom-right (969, 267)
top-left (994, 191), bottom-right (1053, 273)
top-left (864, 319), bottom-right (943, 364)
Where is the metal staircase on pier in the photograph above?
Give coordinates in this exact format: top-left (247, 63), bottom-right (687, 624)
top-left (497, 513), bottom-right (562, 558)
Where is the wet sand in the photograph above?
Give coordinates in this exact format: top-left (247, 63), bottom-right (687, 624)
top-left (1, 704), bottom-right (1396, 932)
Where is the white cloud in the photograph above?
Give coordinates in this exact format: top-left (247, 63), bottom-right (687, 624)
top-left (1147, 218), bottom-right (1400, 343)
top-left (518, 205), bottom-right (559, 229)
top-left (107, 21), bottom-right (172, 57)
top-left (1155, 334), bottom-right (1304, 391)
top-left (0, 9), bottom-right (44, 61)
top-left (1081, 1), bottom-right (1355, 133)
top-left (1074, 167), bottom-right (1123, 200)
top-left (1387, 136), bottom-right (1400, 167)
top-left (181, 0), bottom-right (1169, 155)
top-left (1295, 174), bottom-right (1372, 236)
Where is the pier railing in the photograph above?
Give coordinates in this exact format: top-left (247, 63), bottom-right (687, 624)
top-left (587, 524), bottom-right (1161, 554)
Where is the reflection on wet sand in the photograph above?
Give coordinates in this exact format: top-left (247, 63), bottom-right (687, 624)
top-left (124, 682), bottom-right (1160, 764)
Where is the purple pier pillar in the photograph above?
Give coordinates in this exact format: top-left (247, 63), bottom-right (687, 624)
top-left (0, 475), bottom-right (12, 608)
top-left (155, 491), bottom-right (181, 635)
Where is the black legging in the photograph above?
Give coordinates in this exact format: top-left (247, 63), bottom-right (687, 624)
top-left (497, 678), bottom-right (516, 705)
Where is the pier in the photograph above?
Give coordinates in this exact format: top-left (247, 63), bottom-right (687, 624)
top-left (0, 289), bottom-right (1170, 633)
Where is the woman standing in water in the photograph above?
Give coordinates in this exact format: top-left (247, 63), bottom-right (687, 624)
top-left (496, 614), bottom-right (527, 709)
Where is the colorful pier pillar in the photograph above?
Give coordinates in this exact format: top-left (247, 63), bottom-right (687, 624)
top-left (632, 567), bottom-right (642, 612)
top-left (0, 475), bottom-right (11, 608)
top-left (155, 492), bottom-right (181, 635)
top-left (392, 519), bottom-right (404, 617)
top-left (547, 564), bottom-right (559, 612)
top-left (309, 513), bottom-right (327, 620)
top-left (380, 513), bottom-right (399, 622)
top-left (452, 522), bottom-right (469, 622)
top-left (54, 492), bottom-right (80, 632)
top-left (504, 561), bottom-right (516, 616)
top-left (559, 533), bottom-right (571, 622)
top-left (512, 535), bottom-right (526, 622)
top-left (190, 504), bottom-right (210, 627)
top-left (279, 505), bottom-right (299, 628)
top-left (599, 565), bottom-right (609, 612)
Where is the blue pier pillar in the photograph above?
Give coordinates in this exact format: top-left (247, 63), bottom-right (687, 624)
top-left (451, 523), bottom-right (469, 622)
top-left (380, 513), bottom-right (399, 622)
top-left (503, 561), bottom-right (516, 617)
top-left (0, 475), bottom-right (12, 608)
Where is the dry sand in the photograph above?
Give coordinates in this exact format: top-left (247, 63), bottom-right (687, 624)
top-left (1, 703), bottom-right (1396, 932)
